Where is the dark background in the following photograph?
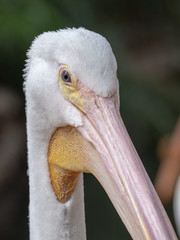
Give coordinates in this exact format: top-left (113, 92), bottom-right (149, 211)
top-left (0, 0), bottom-right (180, 239)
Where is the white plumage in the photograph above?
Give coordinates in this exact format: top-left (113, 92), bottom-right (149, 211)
top-left (24, 28), bottom-right (118, 240)
top-left (24, 27), bottom-right (177, 240)
top-left (25, 28), bottom-right (117, 97)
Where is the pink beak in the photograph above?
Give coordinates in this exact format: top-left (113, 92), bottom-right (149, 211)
top-left (78, 92), bottom-right (177, 239)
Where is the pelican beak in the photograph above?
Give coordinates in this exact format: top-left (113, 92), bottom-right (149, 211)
top-left (78, 92), bottom-right (177, 240)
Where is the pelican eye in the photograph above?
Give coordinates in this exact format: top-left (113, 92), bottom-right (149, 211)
top-left (60, 70), bottom-right (72, 84)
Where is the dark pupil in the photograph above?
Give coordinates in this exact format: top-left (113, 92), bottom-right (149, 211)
top-left (62, 71), bottom-right (70, 82)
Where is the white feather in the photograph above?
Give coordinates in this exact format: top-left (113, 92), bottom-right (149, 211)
top-left (24, 28), bottom-right (118, 240)
top-left (25, 28), bottom-right (118, 98)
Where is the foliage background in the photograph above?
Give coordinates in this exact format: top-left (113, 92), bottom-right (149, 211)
top-left (0, 0), bottom-right (180, 239)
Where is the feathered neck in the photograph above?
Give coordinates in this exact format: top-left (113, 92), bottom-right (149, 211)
top-left (26, 109), bottom-right (86, 240)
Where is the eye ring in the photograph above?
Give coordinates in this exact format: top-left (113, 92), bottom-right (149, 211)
top-left (59, 68), bottom-right (72, 85)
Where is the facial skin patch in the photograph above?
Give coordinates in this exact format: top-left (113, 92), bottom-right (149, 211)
top-left (58, 65), bottom-right (84, 112)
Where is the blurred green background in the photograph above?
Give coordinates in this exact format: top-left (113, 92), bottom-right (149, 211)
top-left (0, 0), bottom-right (180, 239)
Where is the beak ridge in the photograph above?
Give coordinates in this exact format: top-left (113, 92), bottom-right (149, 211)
top-left (78, 93), bottom-right (177, 240)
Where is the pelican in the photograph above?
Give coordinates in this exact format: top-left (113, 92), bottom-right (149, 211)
top-left (24, 28), bottom-right (177, 240)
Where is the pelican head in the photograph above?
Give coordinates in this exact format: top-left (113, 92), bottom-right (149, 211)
top-left (24, 28), bottom-right (177, 239)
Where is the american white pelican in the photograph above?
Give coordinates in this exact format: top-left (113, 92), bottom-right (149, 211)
top-left (24, 28), bottom-right (177, 240)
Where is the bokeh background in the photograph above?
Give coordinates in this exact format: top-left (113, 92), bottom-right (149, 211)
top-left (0, 0), bottom-right (180, 239)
